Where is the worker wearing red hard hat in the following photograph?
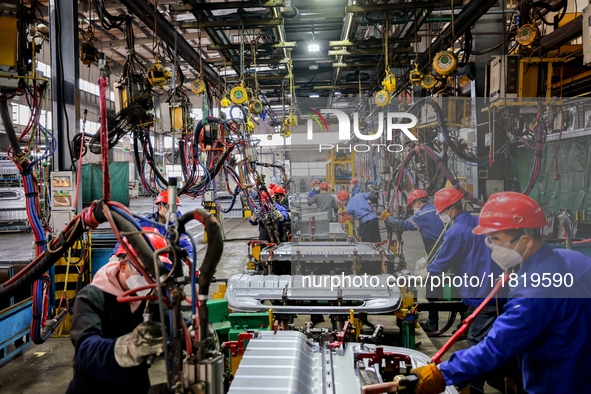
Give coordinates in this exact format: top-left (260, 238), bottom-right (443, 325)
top-left (67, 229), bottom-right (168, 394)
top-left (380, 189), bottom-right (444, 332)
top-left (308, 179), bottom-right (321, 200)
top-left (405, 191), bottom-right (591, 394)
top-left (249, 189), bottom-right (288, 242)
top-left (380, 189), bottom-right (444, 254)
top-left (422, 187), bottom-right (507, 393)
top-left (350, 178), bottom-right (361, 197)
top-left (273, 186), bottom-right (289, 210)
top-left (131, 190), bottom-right (193, 258)
top-left (307, 181), bottom-right (338, 221)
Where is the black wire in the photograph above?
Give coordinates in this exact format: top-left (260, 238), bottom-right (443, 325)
top-left (54, 1), bottom-right (75, 169)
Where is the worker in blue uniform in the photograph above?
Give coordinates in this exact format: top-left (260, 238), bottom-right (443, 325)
top-left (404, 191), bottom-right (591, 394)
top-left (307, 179), bottom-right (321, 200)
top-left (66, 234), bottom-right (170, 394)
top-left (380, 189), bottom-right (444, 254)
top-left (112, 191), bottom-right (194, 264)
top-left (250, 189), bottom-right (288, 242)
top-left (343, 192), bottom-right (381, 242)
top-left (427, 187), bottom-right (507, 394)
top-left (350, 178), bottom-right (361, 197)
top-left (380, 188), bottom-right (445, 333)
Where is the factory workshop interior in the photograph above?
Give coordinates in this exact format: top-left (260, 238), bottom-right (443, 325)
top-left (1, 0), bottom-right (591, 393)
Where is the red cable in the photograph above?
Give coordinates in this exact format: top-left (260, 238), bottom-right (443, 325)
top-left (98, 76), bottom-right (110, 201)
top-left (431, 273), bottom-right (509, 364)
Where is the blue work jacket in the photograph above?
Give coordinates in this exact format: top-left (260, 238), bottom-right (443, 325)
top-left (384, 203), bottom-right (444, 253)
top-left (427, 211), bottom-right (505, 305)
top-left (346, 193), bottom-right (377, 223)
top-left (307, 189), bottom-right (319, 200)
top-left (351, 185), bottom-right (361, 197)
top-left (440, 244), bottom-right (591, 393)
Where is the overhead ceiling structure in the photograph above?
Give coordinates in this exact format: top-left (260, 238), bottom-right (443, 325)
top-left (26, 0), bottom-right (478, 116)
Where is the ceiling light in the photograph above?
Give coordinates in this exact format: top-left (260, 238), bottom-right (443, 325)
top-left (308, 43), bottom-right (319, 52)
top-left (309, 64), bottom-right (319, 70)
top-left (308, 23), bottom-right (319, 52)
top-left (309, 92), bottom-right (320, 98)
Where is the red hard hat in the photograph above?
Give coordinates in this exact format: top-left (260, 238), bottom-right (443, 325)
top-left (473, 192), bottom-right (548, 235)
top-left (155, 191), bottom-right (181, 207)
top-left (269, 183), bottom-right (277, 191)
top-left (337, 190), bottom-right (350, 201)
top-left (351, 178), bottom-right (358, 184)
top-left (407, 189), bottom-right (428, 207)
top-left (115, 227), bottom-right (169, 258)
top-left (261, 189), bottom-right (274, 203)
top-left (311, 180), bottom-right (320, 186)
top-left (320, 182), bottom-right (329, 190)
top-left (274, 186), bottom-right (285, 195)
top-left (434, 188), bottom-right (464, 214)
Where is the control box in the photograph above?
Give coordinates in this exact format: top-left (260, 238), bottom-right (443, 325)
top-left (50, 171), bottom-right (80, 233)
top-left (488, 55), bottom-right (520, 102)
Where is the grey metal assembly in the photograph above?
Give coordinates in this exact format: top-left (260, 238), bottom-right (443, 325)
top-left (257, 241), bottom-right (395, 275)
top-left (226, 274), bottom-right (401, 314)
top-left (228, 331), bottom-right (459, 394)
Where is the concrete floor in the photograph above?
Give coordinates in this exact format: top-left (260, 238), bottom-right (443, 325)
top-left (0, 198), bottom-right (500, 393)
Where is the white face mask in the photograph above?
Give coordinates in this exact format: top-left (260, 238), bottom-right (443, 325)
top-left (487, 236), bottom-right (527, 270)
top-left (438, 208), bottom-right (454, 224)
top-left (125, 265), bottom-right (150, 296)
top-left (439, 213), bottom-right (451, 224)
top-left (413, 207), bottom-right (421, 214)
top-left (314, 186), bottom-right (320, 192)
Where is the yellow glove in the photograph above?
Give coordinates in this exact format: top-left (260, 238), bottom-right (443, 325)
top-left (410, 363), bottom-right (446, 394)
top-left (380, 211), bottom-right (391, 221)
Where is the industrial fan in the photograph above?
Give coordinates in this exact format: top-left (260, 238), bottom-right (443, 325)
top-left (88, 104), bottom-right (145, 154)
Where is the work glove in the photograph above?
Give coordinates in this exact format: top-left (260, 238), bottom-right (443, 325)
top-left (405, 363), bottom-right (446, 394)
top-left (380, 211), bottom-right (391, 221)
top-left (114, 321), bottom-right (163, 368)
top-left (272, 210), bottom-right (284, 221)
top-left (249, 216), bottom-right (259, 224)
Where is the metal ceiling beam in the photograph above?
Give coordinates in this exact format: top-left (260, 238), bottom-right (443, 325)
top-left (312, 84), bottom-right (380, 90)
top-left (330, 38), bottom-right (420, 46)
top-left (326, 1), bottom-right (356, 109)
top-left (346, 0), bottom-right (462, 13)
top-left (333, 62), bottom-right (401, 69)
top-left (227, 75), bottom-right (289, 81)
top-left (185, 0), bottom-right (241, 77)
top-left (175, 0), bottom-right (285, 11)
top-left (119, 0), bottom-right (221, 84)
top-left (208, 42), bottom-right (296, 50)
top-left (328, 48), bottom-right (412, 56)
top-left (180, 18), bottom-right (283, 29)
top-left (257, 83), bottom-right (381, 90)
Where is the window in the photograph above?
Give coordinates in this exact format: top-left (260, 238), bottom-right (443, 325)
top-left (79, 79), bottom-right (101, 96)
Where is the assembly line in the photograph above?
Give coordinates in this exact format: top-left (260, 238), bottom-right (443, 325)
top-left (1, 0), bottom-right (591, 393)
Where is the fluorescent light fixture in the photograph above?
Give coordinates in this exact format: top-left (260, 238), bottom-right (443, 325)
top-left (308, 43), bottom-right (320, 52)
top-left (309, 92), bottom-right (320, 98)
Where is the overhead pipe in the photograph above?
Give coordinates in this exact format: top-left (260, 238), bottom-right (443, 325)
top-left (327, 4), bottom-right (356, 109)
top-left (270, 5), bottom-right (299, 114)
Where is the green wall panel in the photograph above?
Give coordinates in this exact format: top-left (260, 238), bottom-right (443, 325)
top-left (81, 163), bottom-right (129, 207)
top-left (512, 135), bottom-right (591, 216)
